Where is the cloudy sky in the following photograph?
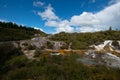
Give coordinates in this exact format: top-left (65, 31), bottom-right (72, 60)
top-left (0, 0), bottom-right (120, 33)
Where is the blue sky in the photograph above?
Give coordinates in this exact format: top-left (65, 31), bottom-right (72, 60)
top-left (0, 0), bottom-right (120, 34)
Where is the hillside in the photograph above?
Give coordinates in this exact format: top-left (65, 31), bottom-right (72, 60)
top-left (0, 40), bottom-right (120, 80)
top-left (0, 21), bottom-right (47, 41)
top-left (49, 30), bottom-right (120, 49)
top-left (0, 22), bottom-right (120, 79)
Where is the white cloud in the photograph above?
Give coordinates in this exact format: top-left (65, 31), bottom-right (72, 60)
top-left (0, 19), bottom-right (5, 22)
top-left (34, 27), bottom-right (44, 32)
top-left (70, 2), bottom-right (120, 32)
top-left (96, 2), bottom-right (120, 28)
top-left (45, 20), bottom-right (74, 33)
top-left (109, 0), bottom-right (120, 4)
top-left (33, 1), bottom-right (44, 7)
top-left (70, 12), bottom-right (100, 26)
top-left (56, 20), bottom-right (74, 33)
top-left (38, 4), bottom-right (74, 33)
top-left (38, 2), bottom-right (120, 33)
top-left (75, 25), bottom-right (107, 33)
top-left (38, 4), bottom-right (59, 21)
top-left (45, 20), bottom-right (58, 27)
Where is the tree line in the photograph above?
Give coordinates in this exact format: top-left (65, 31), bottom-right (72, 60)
top-left (49, 29), bottom-right (120, 49)
top-left (0, 21), bottom-right (47, 41)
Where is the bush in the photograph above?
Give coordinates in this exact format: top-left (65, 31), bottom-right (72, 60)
top-left (112, 40), bottom-right (120, 49)
top-left (27, 45), bottom-right (36, 50)
top-left (22, 42), bottom-right (28, 46)
top-left (1, 49), bottom-right (120, 80)
top-left (0, 42), bottom-right (23, 78)
top-left (0, 42), bottom-right (23, 64)
top-left (34, 49), bottom-right (43, 57)
top-left (5, 56), bottom-right (28, 70)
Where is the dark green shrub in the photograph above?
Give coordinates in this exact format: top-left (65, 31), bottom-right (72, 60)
top-left (112, 40), bottom-right (120, 49)
top-left (47, 41), bottom-right (54, 49)
top-left (27, 45), bottom-right (36, 50)
top-left (0, 42), bottom-right (23, 64)
top-left (22, 42), bottom-right (28, 46)
top-left (34, 49), bottom-right (43, 57)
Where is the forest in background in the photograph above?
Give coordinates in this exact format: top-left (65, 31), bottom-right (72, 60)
top-left (49, 29), bottom-right (120, 49)
top-left (0, 21), bottom-right (47, 41)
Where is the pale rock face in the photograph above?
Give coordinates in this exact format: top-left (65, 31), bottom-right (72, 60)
top-left (118, 41), bottom-right (120, 46)
top-left (93, 40), bottom-right (112, 51)
top-left (12, 42), bottom-right (19, 48)
top-left (90, 40), bottom-right (120, 52)
top-left (84, 50), bottom-right (120, 68)
top-left (102, 53), bottom-right (120, 68)
top-left (85, 50), bottom-right (96, 58)
top-left (109, 47), bottom-right (113, 51)
top-left (86, 40), bottom-right (120, 68)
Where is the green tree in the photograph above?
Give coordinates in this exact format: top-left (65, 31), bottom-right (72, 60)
top-left (109, 26), bottom-right (112, 31)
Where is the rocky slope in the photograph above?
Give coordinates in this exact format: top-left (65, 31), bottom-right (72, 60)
top-left (6, 36), bottom-right (66, 59)
top-left (2, 37), bottom-right (120, 68)
top-left (83, 40), bottom-right (120, 68)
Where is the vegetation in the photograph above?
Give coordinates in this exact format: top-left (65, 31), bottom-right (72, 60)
top-left (0, 21), bottom-right (47, 41)
top-left (34, 48), bottom-right (44, 57)
top-left (27, 44), bottom-right (36, 50)
top-left (0, 42), bottom-right (23, 77)
top-left (46, 41), bottom-right (54, 49)
top-left (0, 50), bottom-right (120, 80)
top-left (112, 40), bottom-right (120, 49)
top-left (49, 30), bottom-right (120, 49)
top-left (0, 22), bottom-right (120, 80)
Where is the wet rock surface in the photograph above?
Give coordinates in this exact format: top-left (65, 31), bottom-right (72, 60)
top-left (78, 49), bottom-right (120, 68)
